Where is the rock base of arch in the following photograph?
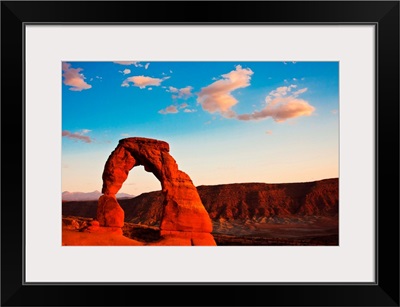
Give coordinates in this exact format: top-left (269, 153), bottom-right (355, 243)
top-left (97, 195), bottom-right (124, 228)
top-left (160, 230), bottom-right (216, 246)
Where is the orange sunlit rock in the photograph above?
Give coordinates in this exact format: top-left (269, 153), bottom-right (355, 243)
top-left (97, 194), bottom-right (125, 227)
top-left (98, 137), bottom-right (216, 246)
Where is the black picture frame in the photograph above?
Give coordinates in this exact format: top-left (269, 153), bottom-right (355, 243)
top-left (1, 1), bottom-right (399, 306)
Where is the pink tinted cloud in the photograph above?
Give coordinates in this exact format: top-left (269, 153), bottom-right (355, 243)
top-left (197, 65), bottom-right (253, 116)
top-left (121, 75), bottom-right (167, 89)
top-left (169, 86), bottom-right (193, 99)
top-left (119, 68), bottom-right (131, 75)
top-left (177, 86), bottom-right (193, 98)
top-left (158, 105), bottom-right (178, 114)
top-left (178, 103), bottom-right (196, 113)
top-left (62, 62), bottom-right (92, 91)
top-left (237, 97), bottom-right (315, 122)
top-left (293, 88), bottom-right (308, 96)
top-left (269, 85), bottom-right (297, 98)
top-left (237, 85), bottom-right (314, 122)
top-left (62, 130), bottom-right (92, 143)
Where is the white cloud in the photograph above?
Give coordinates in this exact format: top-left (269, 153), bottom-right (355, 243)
top-left (114, 61), bottom-right (141, 67)
top-left (62, 62), bottom-right (92, 91)
top-left (183, 109), bottom-right (197, 113)
top-left (144, 63), bottom-right (150, 70)
top-left (197, 65), bottom-right (253, 116)
top-left (121, 75), bottom-right (168, 89)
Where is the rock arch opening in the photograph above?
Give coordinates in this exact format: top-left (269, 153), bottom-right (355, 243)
top-left (122, 165), bottom-right (162, 198)
top-left (97, 137), bottom-right (216, 245)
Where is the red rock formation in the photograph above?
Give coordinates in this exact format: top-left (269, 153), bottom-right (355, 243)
top-left (97, 195), bottom-right (124, 227)
top-left (98, 137), bottom-right (215, 246)
top-left (63, 179), bottom-right (338, 225)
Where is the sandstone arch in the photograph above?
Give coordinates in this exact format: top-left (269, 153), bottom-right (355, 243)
top-left (97, 137), bottom-right (216, 245)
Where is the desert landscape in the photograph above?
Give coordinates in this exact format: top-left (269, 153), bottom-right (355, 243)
top-left (63, 176), bottom-right (338, 246)
top-left (62, 61), bottom-right (339, 246)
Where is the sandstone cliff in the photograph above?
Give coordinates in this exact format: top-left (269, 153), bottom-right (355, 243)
top-left (63, 178), bottom-right (338, 226)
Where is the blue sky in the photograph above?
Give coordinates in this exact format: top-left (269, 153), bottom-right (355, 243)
top-left (62, 61), bottom-right (339, 196)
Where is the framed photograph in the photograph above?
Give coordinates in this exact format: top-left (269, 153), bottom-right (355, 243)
top-left (1, 1), bottom-right (399, 306)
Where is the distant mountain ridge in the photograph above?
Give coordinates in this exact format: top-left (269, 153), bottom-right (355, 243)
top-left (62, 190), bottom-right (135, 201)
top-left (62, 178), bottom-right (338, 225)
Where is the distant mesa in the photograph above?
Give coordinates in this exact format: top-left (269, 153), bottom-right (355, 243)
top-left (63, 178), bottom-right (339, 225)
top-left (62, 190), bottom-right (135, 202)
top-left (97, 137), bottom-right (216, 246)
top-left (62, 178), bottom-right (339, 246)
